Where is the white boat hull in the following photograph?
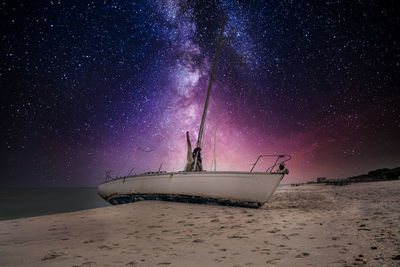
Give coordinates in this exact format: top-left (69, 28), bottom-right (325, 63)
top-left (97, 171), bottom-right (284, 208)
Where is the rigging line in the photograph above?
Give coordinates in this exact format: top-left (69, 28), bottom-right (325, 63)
top-left (213, 125), bottom-right (217, 171)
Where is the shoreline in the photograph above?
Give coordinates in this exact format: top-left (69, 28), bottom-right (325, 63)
top-left (0, 187), bottom-right (109, 221)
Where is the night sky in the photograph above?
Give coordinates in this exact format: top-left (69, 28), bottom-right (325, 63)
top-left (1, 1), bottom-right (399, 186)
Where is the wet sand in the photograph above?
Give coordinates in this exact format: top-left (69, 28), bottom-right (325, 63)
top-left (0, 180), bottom-right (399, 266)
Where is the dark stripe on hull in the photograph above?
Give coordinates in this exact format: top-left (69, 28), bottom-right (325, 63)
top-left (103, 194), bottom-right (263, 208)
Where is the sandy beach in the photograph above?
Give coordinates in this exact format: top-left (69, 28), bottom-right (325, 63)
top-left (0, 180), bottom-right (399, 266)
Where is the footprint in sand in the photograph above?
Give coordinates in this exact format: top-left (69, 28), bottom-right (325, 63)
top-left (48, 227), bottom-right (68, 231)
top-left (280, 234), bottom-right (289, 240)
top-left (295, 252), bottom-right (310, 258)
top-left (266, 258), bottom-right (281, 264)
top-left (251, 246), bottom-right (260, 252)
top-left (147, 225), bottom-right (162, 229)
top-left (228, 234), bottom-right (247, 239)
top-left (75, 262), bottom-right (96, 267)
top-left (98, 245), bottom-right (113, 250)
top-left (41, 251), bottom-right (65, 261)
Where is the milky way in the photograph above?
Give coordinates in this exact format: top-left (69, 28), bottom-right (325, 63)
top-left (1, 1), bottom-right (399, 186)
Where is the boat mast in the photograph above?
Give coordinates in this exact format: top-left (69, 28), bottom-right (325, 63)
top-left (193, 16), bottom-right (226, 171)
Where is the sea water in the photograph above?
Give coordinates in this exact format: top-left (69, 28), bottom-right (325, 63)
top-left (0, 187), bottom-right (109, 221)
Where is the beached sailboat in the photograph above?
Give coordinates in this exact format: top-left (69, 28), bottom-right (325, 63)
top-left (97, 17), bottom-right (291, 208)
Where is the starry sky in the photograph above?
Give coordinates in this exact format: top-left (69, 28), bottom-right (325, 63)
top-left (1, 0), bottom-right (399, 186)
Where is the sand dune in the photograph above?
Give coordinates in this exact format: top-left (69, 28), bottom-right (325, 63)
top-left (0, 180), bottom-right (399, 266)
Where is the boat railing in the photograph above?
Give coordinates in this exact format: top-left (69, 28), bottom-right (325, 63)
top-left (104, 171), bottom-right (168, 182)
top-left (143, 171), bottom-right (167, 175)
top-left (250, 154), bottom-right (291, 173)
